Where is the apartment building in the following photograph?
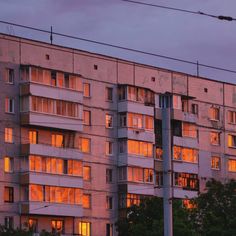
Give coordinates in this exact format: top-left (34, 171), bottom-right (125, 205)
top-left (0, 33), bottom-right (236, 236)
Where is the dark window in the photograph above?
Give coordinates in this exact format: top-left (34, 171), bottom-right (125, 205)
top-left (106, 169), bottom-right (113, 183)
top-left (4, 187), bottom-right (14, 203)
top-left (4, 217), bottom-right (13, 229)
top-left (51, 71), bottom-right (57, 86)
top-left (94, 64), bottom-right (98, 70)
top-left (106, 87), bottom-right (113, 101)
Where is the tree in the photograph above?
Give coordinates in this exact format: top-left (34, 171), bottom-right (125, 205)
top-left (116, 179), bottom-right (236, 236)
top-left (189, 179), bottom-right (236, 236)
top-left (116, 197), bottom-right (193, 236)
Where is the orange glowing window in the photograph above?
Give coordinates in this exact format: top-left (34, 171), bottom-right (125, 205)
top-left (209, 107), bottom-right (220, 121)
top-left (83, 110), bottom-right (91, 125)
top-left (51, 220), bottom-right (64, 234)
top-left (156, 148), bottom-right (163, 160)
top-left (51, 134), bottom-right (64, 148)
top-left (210, 132), bottom-right (220, 145)
top-left (78, 222), bottom-right (91, 236)
top-left (83, 194), bottom-right (91, 208)
top-left (83, 166), bottom-right (91, 181)
top-left (145, 115), bottom-right (154, 130)
top-left (29, 155), bottom-right (42, 172)
top-left (211, 156), bottom-right (220, 170)
top-left (182, 122), bottom-right (197, 138)
top-left (30, 184), bottom-right (43, 202)
top-left (57, 72), bottom-right (64, 87)
top-left (5, 128), bottom-right (13, 143)
top-left (182, 148), bottom-right (198, 163)
top-left (78, 137), bottom-right (91, 153)
top-left (228, 159), bottom-right (236, 172)
top-left (106, 114), bottom-right (113, 128)
top-left (127, 140), bottom-right (153, 157)
top-left (4, 157), bottom-right (13, 173)
top-left (228, 134), bottom-right (236, 147)
top-left (83, 83), bottom-right (90, 97)
top-left (29, 130), bottom-right (38, 144)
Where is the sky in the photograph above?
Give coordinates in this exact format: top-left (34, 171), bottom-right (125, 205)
top-left (0, 0), bottom-right (236, 83)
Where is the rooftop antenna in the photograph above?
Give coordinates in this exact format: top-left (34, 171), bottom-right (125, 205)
top-left (50, 26), bottom-right (53, 44)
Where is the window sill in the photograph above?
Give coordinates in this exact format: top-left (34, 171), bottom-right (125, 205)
top-left (211, 168), bottom-right (220, 171)
top-left (5, 112), bottom-right (15, 115)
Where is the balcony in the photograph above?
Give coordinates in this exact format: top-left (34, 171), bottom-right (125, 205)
top-left (118, 100), bottom-right (154, 116)
top-left (155, 108), bottom-right (197, 123)
top-left (118, 153), bottom-right (154, 168)
top-left (20, 82), bottom-right (83, 103)
top-left (173, 136), bottom-right (198, 149)
top-left (21, 144), bottom-right (83, 160)
top-left (20, 201), bottom-right (83, 217)
top-left (173, 161), bottom-right (198, 174)
top-left (155, 188), bottom-right (198, 199)
top-left (20, 172), bottom-right (83, 188)
top-left (20, 111), bottom-right (83, 132)
top-left (127, 183), bottom-right (155, 195)
top-left (118, 128), bottom-right (155, 143)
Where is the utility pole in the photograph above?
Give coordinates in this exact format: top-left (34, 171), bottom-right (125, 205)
top-left (161, 94), bottom-right (173, 236)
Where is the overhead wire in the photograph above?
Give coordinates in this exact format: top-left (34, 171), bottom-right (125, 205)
top-left (0, 20), bottom-right (236, 75)
top-left (121, 0), bottom-right (236, 21)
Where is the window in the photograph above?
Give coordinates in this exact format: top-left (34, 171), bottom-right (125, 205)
top-left (106, 196), bottom-right (113, 209)
top-left (106, 114), bottom-right (113, 128)
top-left (173, 146), bottom-right (198, 163)
top-left (119, 140), bottom-right (126, 154)
top-left (106, 141), bottom-right (113, 155)
top-left (83, 110), bottom-right (91, 125)
top-left (28, 219), bottom-right (38, 233)
top-left (5, 68), bottom-right (14, 84)
top-left (156, 148), bottom-right (163, 160)
top-left (174, 173), bottom-right (199, 191)
top-left (83, 166), bottom-right (91, 181)
top-left (173, 95), bottom-right (181, 109)
top-left (118, 167), bottom-right (127, 181)
top-left (29, 130), bottom-right (38, 144)
top-left (228, 134), bottom-right (236, 148)
top-left (228, 111), bottom-right (236, 124)
top-left (182, 122), bottom-right (197, 138)
top-left (118, 86), bottom-right (126, 100)
top-left (5, 128), bottom-right (13, 143)
top-left (128, 167), bottom-right (153, 183)
top-left (83, 83), bottom-right (90, 97)
top-left (51, 134), bottom-right (64, 148)
top-left (211, 156), bottom-right (220, 170)
top-left (78, 137), bottom-right (91, 153)
top-left (51, 71), bottom-right (57, 86)
top-left (4, 187), bottom-right (14, 202)
top-left (83, 194), bottom-right (91, 208)
top-left (191, 104), bottom-right (198, 115)
top-left (210, 132), bottom-right (220, 145)
top-left (209, 107), bottom-right (220, 121)
top-left (78, 222), bottom-right (91, 236)
top-left (51, 220), bottom-right (64, 234)
top-left (4, 217), bottom-right (13, 229)
top-left (127, 140), bottom-right (153, 157)
top-left (144, 169), bottom-right (153, 183)
top-left (106, 224), bottom-right (113, 236)
top-left (182, 99), bottom-right (188, 112)
top-left (106, 169), bottom-right (113, 183)
top-left (5, 98), bottom-right (14, 113)
top-left (106, 87), bottom-right (113, 101)
top-left (4, 157), bottom-right (13, 173)
top-left (30, 185), bottom-right (43, 201)
top-left (228, 159), bottom-right (236, 172)
top-left (155, 172), bottom-right (163, 186)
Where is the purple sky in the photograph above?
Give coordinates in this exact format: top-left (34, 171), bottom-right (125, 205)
top-left (0, 0), bottom-right (236, 83)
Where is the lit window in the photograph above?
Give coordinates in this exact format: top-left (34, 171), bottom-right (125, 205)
top-left (209, 107), bottom-right (220, 121)
top-left (182, 122), bottom-right (197, 138)
top-left (29, 155), bottom-right (42, 172)
top-left (145, 115), bottom-right (154, 130)
top-left (106, 169), bottom-right (113, 183)
top-left (51, 220), bottom-right (64, 234)
top-left (106, 87), bottom-right (113, 101)
top-left (174, 173), bottom-right (199, 191)
top-left (51, 134), bottom-right (64, 148)
top-left (106, 196), bottom-right (113, 209)
top-left (128, 113), bottom-right (143, 129)
top-left (83, 83), bottom-right (90, 97)
top-left (77, 222), bottom-right (91, 236)
top-left (5, 98), bottom-right (14, 113)
top-left (210, 132), bottom-right (220, 145)
top-left (29, 130), bottom-right (38, 144)
top-left (228, 134), bottom-right (236, 148)
top-left (127, 140), bottom-right (153, 157)
top-left (83, 194), bottom-right (91, 208)
top-left (173, 146), bottom-right (182, 161)
top-left (5, 68), bottom-right (14, 84)
top-left (30, 184), bottom-right (43, 202)
top-left (156, 148), bottom-right (163, 160)
top-left (4, 217), bottom-right (13, 229)
top-left (228, 159), bottom-right (236, 172)
top-left (83, 110), bottom-right (91, 125)
top-left (144, 169), bottom-right (153, 183)
top-left (4, 187), bottom-right (14, 203)
top-left (106, 114), bottom-right (113, 128)
top-left (28, 219), bottom-right (37, 233)
top-left (106, 141), bottom-right (113, 155)
top-left (228, 111), bottom-right (236, 124)
top-left (78, 137), bottom-right (91, 153)
top-left (182, 199), bottom-right (196, 209)
top-left (4, 157), bottom-right (13, 173)
top-left (5, 128), bottom-right (13, 143)
top-left (173, 146), bottom-right (198, 163)
top-left (211, 156), bottom-right (220, 170)
top-left (83, 166), bottom-right (91, 181)
top-left (173, 95), bottom-right (181, 109)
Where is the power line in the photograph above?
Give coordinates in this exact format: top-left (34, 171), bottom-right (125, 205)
top-left (0, 20), bottom-right (236, 75)
top-left (122, 0), bottom-right (236, 22)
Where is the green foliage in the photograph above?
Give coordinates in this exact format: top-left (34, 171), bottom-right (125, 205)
top-left (189, 179), bottom-right (236, 236)
top-left (116, 179), bottom-right (236, 236)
